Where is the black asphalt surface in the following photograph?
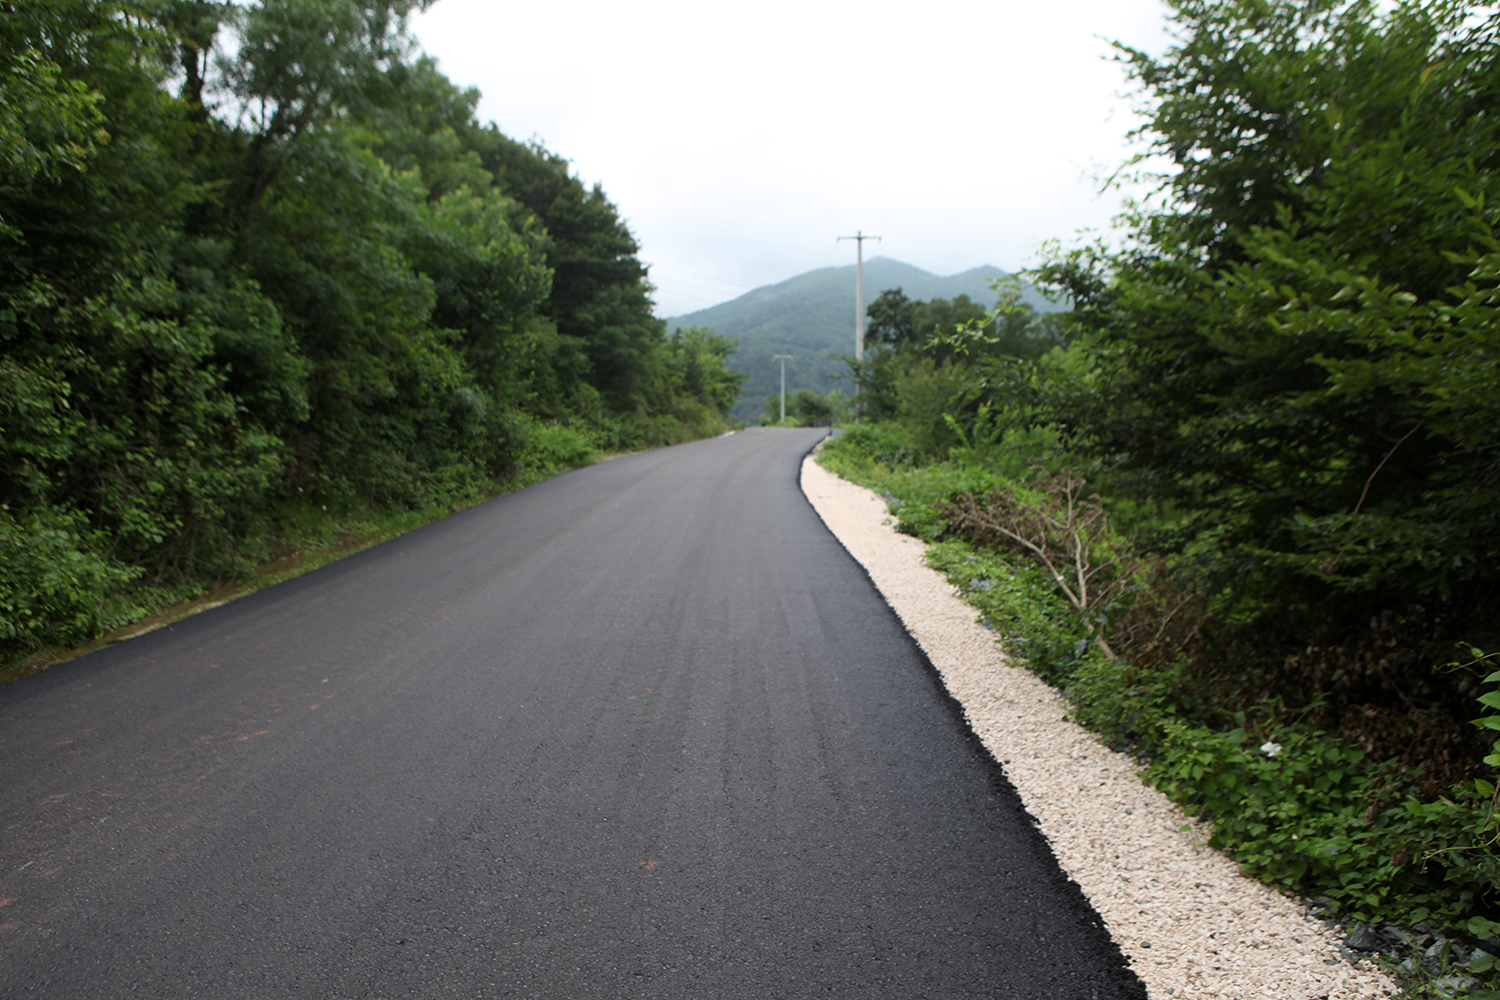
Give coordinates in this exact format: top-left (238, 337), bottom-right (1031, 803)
top-left (0, 428), bottom-right (1144, 999)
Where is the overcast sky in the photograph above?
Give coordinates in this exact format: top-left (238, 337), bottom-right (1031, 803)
top-left (409, 0), bottom-right (1176, 318)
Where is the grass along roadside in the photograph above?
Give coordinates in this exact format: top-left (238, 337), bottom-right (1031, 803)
top-left (3, 513), bottom-right (417, 686)
top-left (0, 440), bottom-right (617, 688)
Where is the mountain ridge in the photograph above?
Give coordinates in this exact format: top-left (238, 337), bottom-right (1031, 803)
top-left (663, 257), bottom-right (1058, 421)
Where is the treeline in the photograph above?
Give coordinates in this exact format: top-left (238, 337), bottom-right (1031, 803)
top-left (1030, 0), bottom-right (1500, 780)
top-left (823, 0), bottom-right (1500, 958)
top-left (849, 288), bottom-right (1063, 444)
top-left (763, 290), bottom-right (1060, 428)
top-left (0, 0), bottom-right (744, 662)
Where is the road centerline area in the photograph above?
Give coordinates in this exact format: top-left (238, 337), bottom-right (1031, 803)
top-left (0, 428), bottom-right (1144, 999)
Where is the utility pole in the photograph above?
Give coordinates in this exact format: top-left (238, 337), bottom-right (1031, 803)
top-left (837, 231), bottom-right (881, 360)
top-left (773, 354), bottom-right (792, 422)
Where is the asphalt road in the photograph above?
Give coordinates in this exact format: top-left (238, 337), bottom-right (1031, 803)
top-left (0, 428), bottom-right (1144, 999)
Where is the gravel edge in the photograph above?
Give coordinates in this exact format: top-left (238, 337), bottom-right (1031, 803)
top-left (801, 454), bottom-right (1399, 1000)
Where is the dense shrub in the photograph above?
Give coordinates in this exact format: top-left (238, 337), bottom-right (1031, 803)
top-left (0, 508), bottom-right (140, 655)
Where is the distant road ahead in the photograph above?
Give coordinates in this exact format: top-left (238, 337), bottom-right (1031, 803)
top-left (0, 428), bottom-right (1143, 999)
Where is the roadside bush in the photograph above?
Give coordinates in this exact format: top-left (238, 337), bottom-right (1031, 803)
top-left (823, 423), bottom-right (926, 471)
top-left (891, 359), bottom-right (969, 455)
top-left (1145, 718), bottom-right (1500, 932)
top-left (0, 508), bottom-right (141, 658)
top-left (519, 421), bottom-right (597, 478)
top-left (412, 463), bottom-right (491, 511)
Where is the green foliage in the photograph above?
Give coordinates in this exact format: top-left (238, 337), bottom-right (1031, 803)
top-left (761, 387), bottom-right (846, 427)
top-left (1019, 0), bottom-right (1500, 792)
top-left (1472, 655), bottom-right (1500, 771)
top-left (1142, 719), bottom-right (1500, 930)
top-left (849, 282), bottom-right (1064, 439)
top-left (816, 422), bottom-right (926, 473)
top-left (0, 0), bottom-right (745, 669)
top-left (473, 130), bottom-right (661, 410)
top-left (944, 404), bottom-right (1071, 484)
top-left (0, 48), bottom-right (105, 196)
top-left (521, 422), bottom-right (596, 474)
top-left (0, 507), bottom-right (141, 654)
top-left (650, 325), bottom-right (747, 436)
top-left (887, 359), bottom-right (969, 455)
top-left (819, 427), bottom-right (1045, 544)
top-left (1035, 0), bottom-right (1500, 614)
top-left (867, 288), bottom-right (989, 352)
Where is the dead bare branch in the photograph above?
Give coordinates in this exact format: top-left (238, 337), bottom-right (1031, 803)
top-left (936, 471), bottom-right (1206, 667)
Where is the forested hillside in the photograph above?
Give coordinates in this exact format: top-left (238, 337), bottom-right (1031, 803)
top-left (0, 0), bottom-right (744, 666)
top-left (665, 258), bottom-right (1055, 422)
top-left (817, 0), bottom-right (1500, 985)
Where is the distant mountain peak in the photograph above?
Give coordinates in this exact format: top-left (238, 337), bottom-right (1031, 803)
top-left (664, 258), bottom-right (1056, 421)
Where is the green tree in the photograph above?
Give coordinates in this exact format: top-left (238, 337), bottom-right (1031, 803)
top-left (855, 286), bottom-right (1060, 442)
top-left (1, 0), bottom-right (285, 570)
top-left (660, 326), bottom-right (746, 417)
top-left (0, 38), bottom-right (104, 196)
top-left (866, 288), bottom-right (918, 349)
top-left (222, 0), bottom-right (426, 238)
top-left (1033, 0), bottom-right (1500, 767)
top-left (762, 388), bottom-right (839, 426)
top-left (0, 0), bottom-right (746, 664)
top-left (472, 132), bottom-right (665, 414)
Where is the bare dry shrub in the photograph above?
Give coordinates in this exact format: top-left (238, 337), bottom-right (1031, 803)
top-left (936, 471), bottom-right (1206, 666)
top-left (1109, 553), bottom-right (1210, 671)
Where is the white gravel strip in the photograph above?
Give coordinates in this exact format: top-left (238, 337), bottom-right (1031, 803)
top-left (801, 455), bottom-right (1397, 1000)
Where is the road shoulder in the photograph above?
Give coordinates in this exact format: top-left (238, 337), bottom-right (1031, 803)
top-left (800, 454), bottom-right (1396, 1000)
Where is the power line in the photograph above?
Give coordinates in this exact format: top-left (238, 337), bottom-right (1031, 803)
top-left (645, 262), bottom-right (757, 294)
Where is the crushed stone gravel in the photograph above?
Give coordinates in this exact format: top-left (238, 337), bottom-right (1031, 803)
top-left (801, 454), bottom-right (1398, 1000)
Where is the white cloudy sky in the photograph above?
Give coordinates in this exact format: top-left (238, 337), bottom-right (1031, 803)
top-left (409, 0), bottom-right (1177, 317)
